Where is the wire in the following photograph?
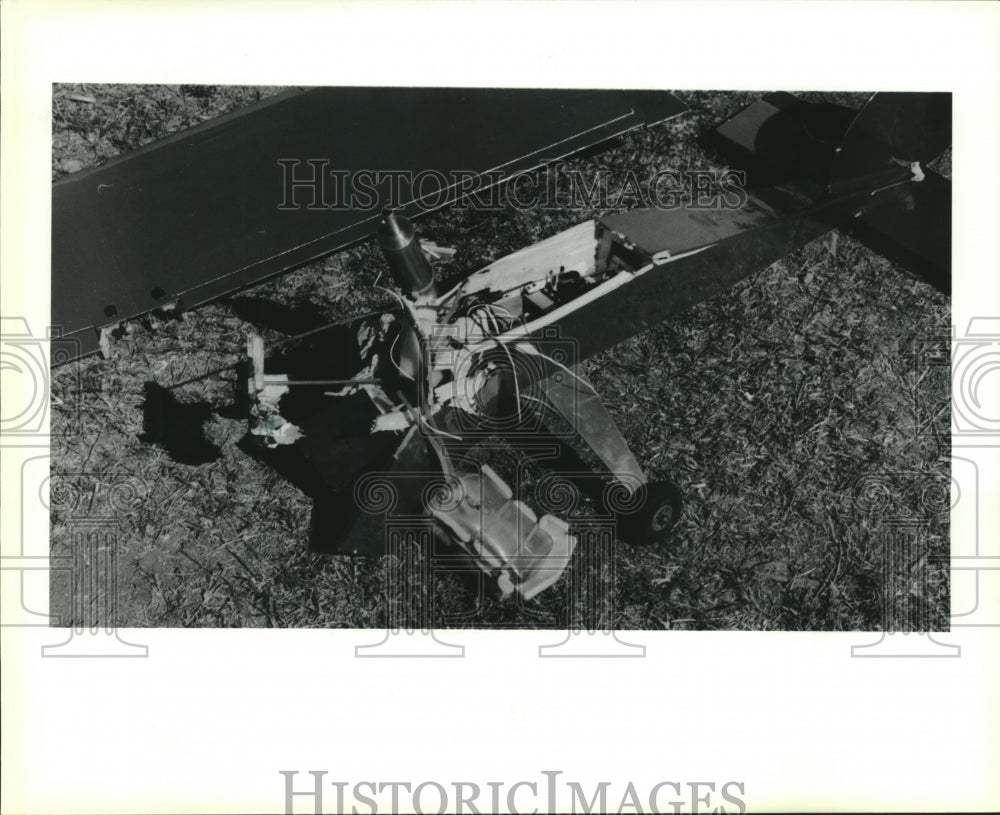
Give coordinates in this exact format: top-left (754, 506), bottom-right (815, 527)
top-left (380, 286), bottom-right (408, 312)
top-left (396, 390), bottom-right (462, 445)
top-left (495, 338), bottom-right (522, 424)
top-left (514, 341), bottom-right (590, 390)
top-left (388, 331), bottom-right (414, 381)
top-left (486, 303), bottom-right (519, 323)
top-left (421, 420), bottom-right (463, 441)
top-left (467, 302), bottom-right (520, 338)
top-left (166, 361), bottom-right (242, 390)
top-left (166, 305), bottom-right (399, 389)
top-left (518, 393), bottom-right (553, 412)
top-left (269, 303), bottom-right (398, 350)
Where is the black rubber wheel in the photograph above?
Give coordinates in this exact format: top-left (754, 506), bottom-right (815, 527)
top-left (613, 480), bottom-right (682, 546)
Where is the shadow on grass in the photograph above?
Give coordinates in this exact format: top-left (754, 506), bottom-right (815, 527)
top-left (226, 295), bottom-right (332, 337)
top-left (139, 381), bottom-right (221, 465)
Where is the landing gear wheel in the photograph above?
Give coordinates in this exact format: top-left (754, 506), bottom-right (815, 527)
top-left (613, 480), bottom-right (682, 546)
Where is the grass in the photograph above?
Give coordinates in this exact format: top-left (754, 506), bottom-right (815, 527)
top-left (49, 85), bottom-right (950, 631)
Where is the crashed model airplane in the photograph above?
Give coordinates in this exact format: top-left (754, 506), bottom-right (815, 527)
top-left (53, 89), bottom-right (951, 600)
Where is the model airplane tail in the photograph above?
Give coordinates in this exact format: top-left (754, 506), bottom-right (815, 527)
top-left (708, 91), bottom-right (951, 291)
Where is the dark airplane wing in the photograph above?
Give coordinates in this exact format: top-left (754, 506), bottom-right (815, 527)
top-left (52, 87), bottom-right (686, 360)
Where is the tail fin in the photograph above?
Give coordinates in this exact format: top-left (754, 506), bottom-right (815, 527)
top-left (829, 92), bottom-right (951, 190)
top-left (707, 92), bottom-right (951, 293)
top-left (832, 93), bottom-right (952, 294)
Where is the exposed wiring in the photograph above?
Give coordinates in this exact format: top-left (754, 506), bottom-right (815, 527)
top-left (518, 393), bottom-right (553, 411)
top-left (514, 341), bottom-right (591, 391)
top-left (380, 285), bottom-right (408, 312)
top-left (397, 391), bottom-right (462, 443)
top-left (420, 420), bottom-right (463, 441)
top-left (388, 331), bottom-right (414, 380)
top-left (494, 338), bottom-right (523, 424)
top-left (486, 303), bottom-right (519, 323)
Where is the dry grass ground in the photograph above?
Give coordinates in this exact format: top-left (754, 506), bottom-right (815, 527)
top-left (49, 85), bottom-right (950, 630)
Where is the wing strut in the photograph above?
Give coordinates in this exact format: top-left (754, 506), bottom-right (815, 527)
top-left (536, 366), bottom-right (647, 491)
